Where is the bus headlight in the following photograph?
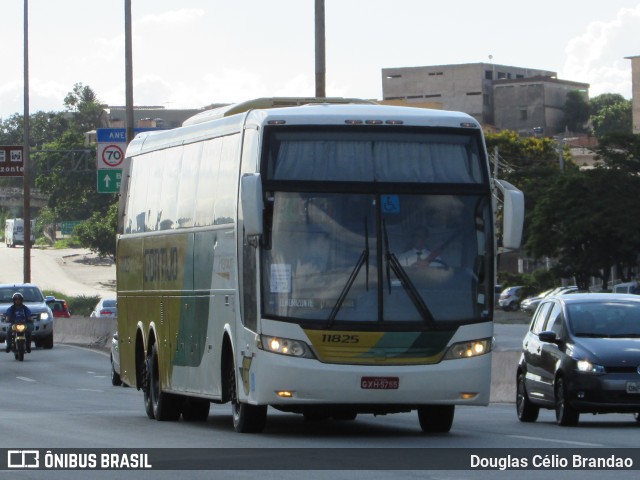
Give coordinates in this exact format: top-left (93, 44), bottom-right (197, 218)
top-left (442, 338), bottom-right (492, 360)
top-left (259, 335), bottom-right (315, 359)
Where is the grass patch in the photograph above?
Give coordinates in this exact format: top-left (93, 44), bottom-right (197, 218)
top-left (42, 289), bottom-right (101, 317)
top-left (53, 238), bottom-right (84, 249)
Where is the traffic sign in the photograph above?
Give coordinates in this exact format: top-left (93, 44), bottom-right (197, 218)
top-left (0, 145), bottom-right (24, 177)
top-left (97, 169), bottom-right (122, 193)
top-left (98, 143), bottom-right (125, 168)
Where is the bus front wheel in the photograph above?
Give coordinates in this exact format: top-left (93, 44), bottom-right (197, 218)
top-left (417, 405), bottom-right (454, 433)
top-left (227, 359), bottom-right (267, 433)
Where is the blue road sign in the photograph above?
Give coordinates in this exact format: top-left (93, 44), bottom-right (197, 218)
top-left (96, 127), bottom-right (159, 143)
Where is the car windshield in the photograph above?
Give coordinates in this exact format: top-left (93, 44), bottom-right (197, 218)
top-left (102, 300), bottom-right (117, 308)
top-left (568, 302), bottom-right (640, 338)
top-left (0, 287), bottom-right (44, 303)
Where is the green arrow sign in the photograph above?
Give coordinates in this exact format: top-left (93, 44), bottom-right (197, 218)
top-left (97, 169), bottom-right (122, 193)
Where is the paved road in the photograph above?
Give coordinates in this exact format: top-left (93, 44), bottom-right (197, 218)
top-left (1, 346), bottom-right (639, 480)
top-left (0, 243), bottom-right (115, 297)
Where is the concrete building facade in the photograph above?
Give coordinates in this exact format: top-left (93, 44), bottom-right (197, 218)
top-left (627, 55), bottom-right (640, 134)
top-left (493, 76), bottom-right (589, 136)
top-left (381, 63), bottom-right (587, 135)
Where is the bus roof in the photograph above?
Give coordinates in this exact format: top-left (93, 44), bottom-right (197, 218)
top-left (126, 99), bottom-right (481, 157)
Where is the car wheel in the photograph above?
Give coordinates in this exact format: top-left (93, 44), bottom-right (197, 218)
top-left (516, 373), bottom-right (539, 422)
top-left (555, 377), bottom-right (579, 426)
top-left (111, 355), bottom-right (122, 386)
top-left (43, 333), bottom-right (54, 349)
top-left (509, 301), bottom-right (520, 311)
top-left (418, 405), bottom-right (454, 433)
top-left (227, 356), bottom-right (267, 433)
top-left (149, 344), bottom-right (181, 421)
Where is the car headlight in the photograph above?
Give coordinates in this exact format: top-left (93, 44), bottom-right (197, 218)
top-left (576, 360), bottom-right (606, 374)
top-left (259, 335), bottom-right (315, 359)
top-left (40, 312), bottom-right (49, 320)
top-left (443, 338), bottom-right (492, 360)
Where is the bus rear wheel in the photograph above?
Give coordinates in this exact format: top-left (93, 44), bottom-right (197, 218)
top-left (149, 344), bottom-right (181, 421)
top-left (227, 359), bottom-right (267, 433)
top-left (417, 405), bottom-right (454, 433)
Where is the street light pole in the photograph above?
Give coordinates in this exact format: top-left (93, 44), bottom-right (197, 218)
top-left (314, 0), bottom-right (326, 98)
top-left (23, 0), bottom-right (32, 283)
top-left (125, 0), bottom-right (134, 145)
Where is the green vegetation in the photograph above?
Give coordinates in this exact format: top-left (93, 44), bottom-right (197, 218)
top-left (42, 289), bottom-right (100, 317)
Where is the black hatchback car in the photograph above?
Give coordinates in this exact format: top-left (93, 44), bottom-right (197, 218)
top-left (516, 293), bottom-right (640, 426)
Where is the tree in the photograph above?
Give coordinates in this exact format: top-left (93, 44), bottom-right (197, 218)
top-left (63, 83), bottom-right (108, 134)
top-left (485, 131), bottom-right (575, 247)
top-left (595, 133), bottom-right (640, 173)
top-left (74, 202), bottom-right (118, 259)
top-left (564, 90), bottom-right (590, 133)
top-left (526, 168), bottom-right (640, 290)
top-left (0, 111), bottom-right (69, 147)
top-left (591, 100), bottom-right (632, 139)
top-left (589, 93), bottom-right (627, 117)
top-left (34, 130), bottom-right (116, 220)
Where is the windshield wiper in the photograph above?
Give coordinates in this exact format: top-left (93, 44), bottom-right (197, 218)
top-left (383, 220), bottom-right (435, 327)
top-left (326, 218), bottom-right (369, 328)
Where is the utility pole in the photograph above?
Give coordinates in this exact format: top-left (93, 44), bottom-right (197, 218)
top-left (23, 0), bottom-right (31, 283)
top-left (558, 136), bottom-right (564, 172)
top-left (314, 0), bottom-right (326, 98)
top-left (125, 0), bottom-right (134, 145)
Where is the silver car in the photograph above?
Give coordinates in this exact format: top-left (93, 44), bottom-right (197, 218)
top-left (0, 283), bottom-right (54, 349)
top-left (110, 332), bottom-right (123, 386)
top-left (90, 298), bottom-right (117, 318)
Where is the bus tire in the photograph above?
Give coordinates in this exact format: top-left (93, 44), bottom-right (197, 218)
top-left (150, 344), bottom-right (181, 421)
top-left (417, 405), bottom-right (454, 433)
top-left (142, 355), bottom-right (154, 419)
top-left (228, 359), bottom-right (267, 433)
top-left (182, 397), bottom-right (210, 422)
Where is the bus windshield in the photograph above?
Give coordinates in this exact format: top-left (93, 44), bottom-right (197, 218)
top-left (261, 192), bottom-right (492, 326)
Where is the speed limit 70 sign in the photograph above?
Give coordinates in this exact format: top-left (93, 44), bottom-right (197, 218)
top-left (97, 143), bottom-right (125, 169)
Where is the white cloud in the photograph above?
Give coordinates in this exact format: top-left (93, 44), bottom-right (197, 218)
top-left (562, 5), bottom-right (640, 97)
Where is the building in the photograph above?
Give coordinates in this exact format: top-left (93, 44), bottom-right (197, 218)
top-left (381, 62), bottom-right (588, 135)
top-left (105, 106), bottom-right (206, 129)
top-left (626, 55), bottom-right (640, 134)
top-left (493, 76), bottom-right (589, 136)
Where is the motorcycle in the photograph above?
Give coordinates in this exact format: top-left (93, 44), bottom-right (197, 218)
top-left (9, 322), bottom-right (30, 361)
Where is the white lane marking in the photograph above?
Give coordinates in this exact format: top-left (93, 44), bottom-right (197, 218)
top-left (16, 376), bottom-right (36, 382)
top-left (77, 388), bottom-right (104, 393)
top-left (87, 371), bottom-right (96, 374)
top-left (507, 435), bottom-right (603, 447)
top-left (94, 375), bottom-right (107, 378)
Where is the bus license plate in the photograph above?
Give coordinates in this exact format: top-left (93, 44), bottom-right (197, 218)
top-left (361, 377), bottom-right (399, 389)
top-left (626, 382), bottom-right (639, 394)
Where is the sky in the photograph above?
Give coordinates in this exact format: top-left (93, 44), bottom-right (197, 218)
top-left (1, 0), bottom-right (640, 119)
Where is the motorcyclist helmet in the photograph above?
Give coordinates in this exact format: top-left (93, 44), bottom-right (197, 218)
top-left (12, 292), bottom-right (24, 302)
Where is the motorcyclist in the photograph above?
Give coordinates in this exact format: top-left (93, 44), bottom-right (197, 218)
top-left (4, 292), bottom-right (32, 353)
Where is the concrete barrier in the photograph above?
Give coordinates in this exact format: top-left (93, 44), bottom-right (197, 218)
top-left (54, 315), bottom-right (116, 350)
top-left (53, 318), bottom-right (520, 403)
top-left (490, 351), bottom-right (520, 403)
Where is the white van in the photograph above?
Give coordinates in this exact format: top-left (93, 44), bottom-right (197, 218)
top-left (613, 281), bottom-right (639, 294)
top-left (4, 218), bottom-right (36, 248)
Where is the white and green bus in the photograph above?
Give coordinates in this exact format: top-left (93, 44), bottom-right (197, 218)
top-left (116, 98), bottom-right (524, 433)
